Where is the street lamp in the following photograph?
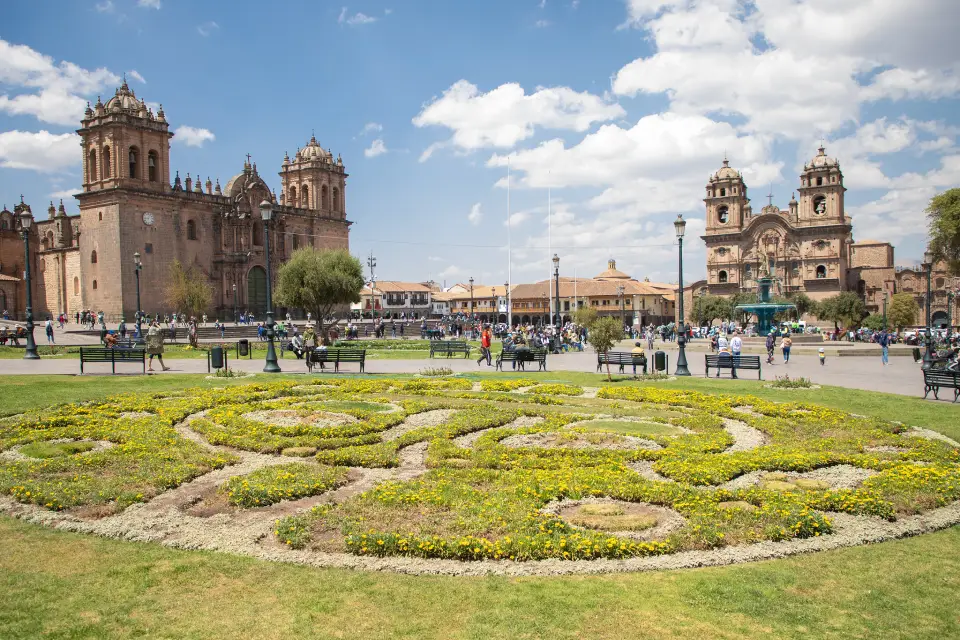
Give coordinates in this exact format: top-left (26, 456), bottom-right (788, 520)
top-left (134, 251), bottom-right (143, 338)
top-left (674, 214), bottom-right (691, 376)
top-left (882, 290), bottom-right (888, 331)
top-left (616, 284), bottom-right (625, 333)
top-left (921, 250), bottom-right (934, 370)
top-left (490, 287), bottom-right (496, 325)
top-left (552, 253), bottom-right (560, 326)
top-left (232, 283), bottom-right (238, 325)
top-left (505, 280), bottom-right (511, 327)
top-left (469, 276), bottom-right (474, 324)
top-left (259, 199), bottom-right (280, 373)
top-left (18, 208), bottom-right (39, 360)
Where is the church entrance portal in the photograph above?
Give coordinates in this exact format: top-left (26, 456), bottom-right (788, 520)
top-left (247, 266), bottom-right (268, 316)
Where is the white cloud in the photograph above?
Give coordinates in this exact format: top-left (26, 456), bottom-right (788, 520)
top-left (127, 70), bottom-right (146, 84)
top-left (505, 210), bottom-right (531, 227)
top-left (364, 138), bottom-right (388, 158)
top-left (427, 255), bottom-right (442, 262)
top-left (137, 0), bottom-right (161, 9)
top-left (173, 126), bottom-right (215, 147)
top-left (197, 21), bottom-right (219, 37)
top-left (535, 19), bottom-right (551, 28)
top-left (0, 130), bottom-right (80, 172)
top-left (339, 7), bottom-right (377, 25)
top-left (438, 265), bottom-right (463, 279)
top-left (413, 80), bottom-right (625, 159)
top-left (862, 66), bottom-right (960, 102)
top-left (0, 39), bottom-right (120, 125)
top-left (359, 122), bottom-right (383, 136)
top-left (49, 187), bottom-right (79, 199)
top-left (468, 203), bottom-right (483, 225)
top-left (95, 1), bottom-right (114, 13)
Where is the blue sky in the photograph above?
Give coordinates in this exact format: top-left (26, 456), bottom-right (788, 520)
top-left (2, 0), bottom-right (959, 287)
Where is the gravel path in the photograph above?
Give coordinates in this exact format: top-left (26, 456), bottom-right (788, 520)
top-left (720, 464), bottom-right (878, 491)
top-left (722, 418), bottom-right (769, 452)
top-left (380, 409), bottom-right (458, 441)
top-left (907, 427), bottom-right (960, 448)
top-left (453, 416), bottom-right (544, 448)
top-left (627, 461), bottom-right (676, 483)
top-left (500, 432), bottom-right (661, 451)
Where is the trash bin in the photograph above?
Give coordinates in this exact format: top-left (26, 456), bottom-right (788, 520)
top-left (238, 339), bottom-right (249, 357)
top-left (654, 350), bottom-right (667, 372)
top-left (211, 345), bottom-right (224, 369)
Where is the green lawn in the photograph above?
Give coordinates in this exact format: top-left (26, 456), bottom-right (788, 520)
top-left (2, 372), bottom-right (960, 639)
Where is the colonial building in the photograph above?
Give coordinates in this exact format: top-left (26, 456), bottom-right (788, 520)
top-left (2, 80), bottom-right (352, 322)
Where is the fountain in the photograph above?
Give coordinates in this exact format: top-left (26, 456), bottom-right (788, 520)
top-left (735, 275), bottom-right (796, 336)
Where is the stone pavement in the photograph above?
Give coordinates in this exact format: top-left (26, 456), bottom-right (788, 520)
top-left (0, 344), bottom-right (951, 402)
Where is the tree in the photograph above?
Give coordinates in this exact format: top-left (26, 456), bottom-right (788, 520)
top-left (572, 306), bottom-right (597, 328)
top-left (861, 313), bottom-right (885, 331)
top-left (586, 316), bottom-right (625, 381)
top-left (927, 188), bottom-right (960, 275)
top-left (164, 260), bottom-right (212, 318)
top-left (728, 292), bottom-right (755, 328)
top-left (787, 292), bottom-right (818, 319)
top-left (691, 294), bottom-right (731, 326)
top-left (887, 292), bottom-right (920, 330)
top-left (817, 291), bottom-right (867, 330)
top-left (274, 248), bottom-right (365, 344)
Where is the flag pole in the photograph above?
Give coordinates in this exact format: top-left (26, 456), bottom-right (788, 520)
top-left (507, 157), bottom-right (512, 328)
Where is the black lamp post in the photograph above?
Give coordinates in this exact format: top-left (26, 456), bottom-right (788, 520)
top-left (553, 253), bottom-right (560, 326)
top-left (18, 208), bottom-right (39, 360)
top-left (260, 200), bottom-right (280, 373)
top-left (616, 284), bottom-right (625, 334)
top-left (882, 290), bottom-right (888, 331)
top-left (674, 214), bottom-right (691, 376)
top-left (134, 251), bottom-right (143, 338)
top-left (921, 250), bottom-right (934, 370)
top-left (490, 287), bottom-right (496, 324)
top-left (233, 283), bottom-right (238, 325)
top-left (469, 276), bottom-right (474, 324)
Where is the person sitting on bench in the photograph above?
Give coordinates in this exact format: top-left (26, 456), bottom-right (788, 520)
top-left (717, 347), bottom-right (737, 378)
top-left (631, 341), bottom-right (647, 375)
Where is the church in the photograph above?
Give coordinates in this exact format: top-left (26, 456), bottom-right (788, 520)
top-left (0, 80), bottom-right (352, 321)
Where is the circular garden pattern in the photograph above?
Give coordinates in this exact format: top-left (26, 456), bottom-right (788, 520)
top-left (2, 377), bottom-right (960, 575)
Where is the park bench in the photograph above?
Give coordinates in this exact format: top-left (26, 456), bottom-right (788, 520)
top-left (429, 340), bottom-right (471, 358)
top-left (597, 351), bottom-right (647, 374)
top-left (423, 328), bottom-right (443, 340)
top-left (79, 346), bottom-right (146, 375)
top-left (307, 348), bottom-right (366, 373)
top-left (704, 354), bottom-right (762, 380)
top-left (496, 348), bottom-right (547, 372)
top-left (922, 368), bottom-right (960, 402)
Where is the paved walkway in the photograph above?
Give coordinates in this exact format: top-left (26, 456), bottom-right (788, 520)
top-left (0, 345), bottom-right (949, 402)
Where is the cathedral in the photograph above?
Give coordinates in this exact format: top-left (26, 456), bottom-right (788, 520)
top-left (0, 80), bottom-right (351, 321)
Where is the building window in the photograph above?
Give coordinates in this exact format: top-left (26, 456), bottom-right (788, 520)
top-left (39, 258), bottom-right (45, 273)
top-left (253, 222), bottom-right (263, 246)
top-left (90, 250), bottom-right (98, 264)
top-left (744, 264), bottom-right (753, 280)
top-left (292, 234), bottom-right (299, 250)
top-left (332, 187), bottom-right (340, 212)
top-left (145, 243), bottom-right (153, 254)
top-left (720, 188), bottom-right (726, 197)
top-left (92, 280), bottom-right (98, 290)
top-left (718, 270), bottom-right (728, 283)
top-left (129, 147), bottom-right (139, 179)
top-left (301, 185), bottom-right (310, 208)
top-left (98, 211), bottom-right (103, 221)
top-left (816, 176), bottom-right (823, 186)
top-left (88, 149), bottom-right (97, 182)
top-left (321, 185), bottom-right (329, 209)
top-left (148, 151), bottom-right (158, 182)
top-left (813, 195), bottom-right (826, 215)
top-left (717, 206), bottom-right (729, 224)
top-left (187, 219), bottom-right (197, 240)
top-left (73, 276), bottom-right (79, 295)
top-left (288, 186), bottom-right (297, 204)
top-left (103, 147), bottom-right (111, 178)
top-left (816, 265), bottom-right (827, 279)
top-left (791, 261), bottom-right (800, 276)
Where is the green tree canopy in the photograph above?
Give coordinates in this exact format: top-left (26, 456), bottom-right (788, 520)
top-left (274, 248), bottom-right (364, 343)
top-left (691, 294), bottom-right (732, 326)
top-left (585, 316), bottom-right (626, 381)
top-left (571, 306), bottom-right (598, 328)
top-left (927, 188), bottom-right (960, 275)
top-left (817, 291), bottom-right (867, 330)
top-left (861, 313), bottom-right (885, 331)
top-left (163, 260), bottom-right (212, 318)
top-left (787, 292), bottom-right (818, 319)
top-left (887, 292), bottom-right (920, 330)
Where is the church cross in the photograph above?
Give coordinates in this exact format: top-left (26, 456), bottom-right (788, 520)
top-left (20, 194), bottom-right (25, 203)
top-left (246, 153), bottom-right (252, 164)
top-left (767, 185), bottom-right (774, 207)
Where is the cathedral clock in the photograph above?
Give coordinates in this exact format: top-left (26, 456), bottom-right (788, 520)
top-left (142, 212), bottom-right (155, 226)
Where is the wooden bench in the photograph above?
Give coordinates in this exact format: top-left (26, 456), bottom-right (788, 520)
top-left (597, 351), bottom-right (647, 374)
top-left (429, 340), bottom-right (471, 358)
top-left (705, 354), bottom-right (762, 379)
top-left (923, 368), bottom-right (960, 402)
top-left (496, 348), bottom-right (547, 372)
top-left (80, 346), bottom-right (146, 375)
top-left (307, 348), bottom-right (366, 373)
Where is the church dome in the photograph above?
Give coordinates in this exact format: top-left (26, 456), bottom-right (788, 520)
top-left (595, 259), bottom-right (631, 280)
top-left (808, 145), bottom-right (838, 169)
top-left (297, 135), bottom-right (332, 162)
top-left (104, 80), bottom-right (141, 112)
top-left (713, 158), bottom-right (739, 180)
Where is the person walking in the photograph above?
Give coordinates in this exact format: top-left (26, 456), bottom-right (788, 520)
top-left (818, 347), bottom-right (826, 366)
top-left (477, 324), bottom-right (493, 367)
top-left (780, 334), bottom-right (793, 364)
top-left (879, 329), bottom-right (890, 366)
top-left (730, 332), bottom-right (743, 357)
top-left (44, 318), bottom-right (54, 344)
top-left (146, 320), bottom-right (170, 372)
top-left (765, 331), bottom-right (776, 364)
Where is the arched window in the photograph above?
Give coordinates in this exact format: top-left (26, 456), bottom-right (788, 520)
top-left (816, 265), bottom-right (827, 279)
top-left (90, 250), bottom-right (98, 264)
top-left (321, 185), bottom-right (329, 209)
top-left (717, 205), bottom-right (729, 224)
top-left (292, 233), bottom-right (299, 250)
top-left (718, 270), bottom-right (728, 283)
top-left (187, 219), bottom-right (197, 240)
top-left (45, 230), bottom-right (54, 248)
top-left (301, 185), bottom-right (309, 208)
top-left (332, 187), bottom-right (340, 212)
top-left (816, 176), bottom-right (823, 186)
top-left (73, 276), bottom-right (79, 295)
top-left (253, 221), bottom-right (263, 246)
top-left (88, 149), bottom-right (97, 182)
top-left (129, 146), bottom-right (139, 179)
top-left (98, 211), bottom-right (102, 221)
top-left (0, 216), bottom-right (8, 230)
top-left (103, 146), bottom-right (111, 178)
top-left (39, 258), bottom-right (46, 273)
top-left (720, 188), bottom-right (726, 197)
top-left (288, 186), bottom-right (296, 205)
top-left (148, 151), bottom-right (158, 182)
top-left (92, 279), bottom-right (98, 290)
top-left (744, 264), bottom-right (753, 280)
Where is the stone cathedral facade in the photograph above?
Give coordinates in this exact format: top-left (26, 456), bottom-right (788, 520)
top-left (0, 80), bottom-right (352, 321)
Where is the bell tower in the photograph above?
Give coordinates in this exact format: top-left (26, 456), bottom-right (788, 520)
top-left (704, 158), bottom-right (750, 233)
top-left (797, 145), bottom-right (845, 223)
top-left (279, 134), bottom-right (348, 219)
top-left (77, 79), bottom-right (173, 194)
